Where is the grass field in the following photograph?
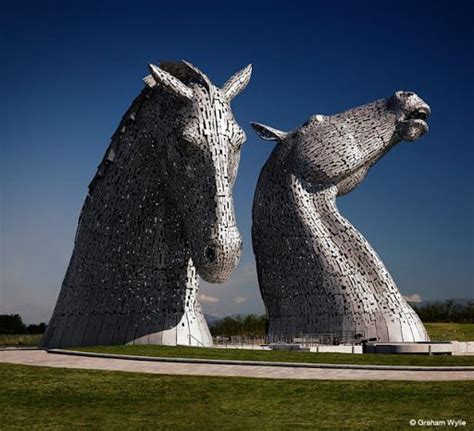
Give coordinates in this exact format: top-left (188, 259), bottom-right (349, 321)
top-left (1, 363), bottom-right (472, 430)
top-left (424, 323), bottom-right (474, 342)
top-left (74, 344), bottom-right (474, 366)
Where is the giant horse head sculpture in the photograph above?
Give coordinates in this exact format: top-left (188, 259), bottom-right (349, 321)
top-left (251, 91), bottom-right (431, 342)
top-left (41, 61), bottom-right (251, 348)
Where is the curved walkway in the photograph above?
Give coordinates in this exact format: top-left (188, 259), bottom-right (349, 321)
top-left (1, 349), bottom-right (473, 381)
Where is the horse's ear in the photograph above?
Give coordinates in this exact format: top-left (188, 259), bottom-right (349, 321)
top-left (222, 64), bottom-right (252, 101)
top-left (251, 122), bottom-right (288, 142)
top-left (145, 63), bottom-right (194, 101)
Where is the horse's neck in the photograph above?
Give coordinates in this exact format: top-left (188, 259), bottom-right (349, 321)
top-left (256, 144), bottom-right (403, 298)
top-left (288, 174), bottom-right (404, 302)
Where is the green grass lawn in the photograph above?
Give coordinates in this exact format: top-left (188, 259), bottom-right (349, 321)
top-left (1, 363), bottom-right (472, 430)
top-left (424, 323), bottom-right (474, 342)
top-left (74, 344), bottom-right (474, 367)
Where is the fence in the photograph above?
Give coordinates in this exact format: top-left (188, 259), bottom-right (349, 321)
top-left (213, 331), bottom-right (365, 348)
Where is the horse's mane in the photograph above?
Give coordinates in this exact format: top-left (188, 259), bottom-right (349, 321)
top-left (88, 61), bottom-right (209, 193)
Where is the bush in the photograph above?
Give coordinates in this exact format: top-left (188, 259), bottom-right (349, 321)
top-left (0, 314), bottom-right (27, 334)
top-left (27, 323), bottom-right (47, 334)
top-left (0, 315), bottom-right (47, 335)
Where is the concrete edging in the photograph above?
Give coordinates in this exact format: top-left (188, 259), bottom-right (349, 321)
top-left (0, 347), bottom-right (41, 351)
top-left (46, 348), bottom-right (474, 372)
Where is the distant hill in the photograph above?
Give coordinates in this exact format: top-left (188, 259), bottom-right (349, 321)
top-left (204, 314), bottom-right (223, 326)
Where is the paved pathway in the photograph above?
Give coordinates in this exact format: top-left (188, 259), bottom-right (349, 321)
top-left (1, 350), bottom-right (473, 381)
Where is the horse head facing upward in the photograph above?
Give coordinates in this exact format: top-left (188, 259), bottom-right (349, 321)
top-left (146, 62), bottom-right (251, 282)
top-left (251, 91), bottom-right (431, 342)
top-left (252, 91), bottom-right (430, 195)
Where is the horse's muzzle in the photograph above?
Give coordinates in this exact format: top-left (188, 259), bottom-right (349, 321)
top-left (196, 231), bottom-right (243, 283)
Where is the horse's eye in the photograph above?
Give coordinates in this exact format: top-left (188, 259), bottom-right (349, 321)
top-left (180, 135), bottom-right (195, 145)
top-left (181, 130), bottom-right (201, 146)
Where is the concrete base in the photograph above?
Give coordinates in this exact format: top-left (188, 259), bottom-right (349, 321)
top-left (269, 343), bottom-right (363, 354)
top-left (212, 344), bottom-right (271, 350)
top-left (365, 341), bottom-right (474, 355)
top-left (451, 342), bottom-right (474, 356)
top-left (269, 343), bottom-right (305, 351)
top-left (309, 345), bottom-right (363, 354)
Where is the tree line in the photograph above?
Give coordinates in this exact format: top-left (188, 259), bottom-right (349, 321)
top-left (0, 314), bottom-right (46, 334)
top-left (210, 314), bottom-right (267, 337)
top-left (411, 300), bottom-right (473, 323)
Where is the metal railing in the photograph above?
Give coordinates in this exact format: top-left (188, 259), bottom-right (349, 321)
top-left (212, 331), bottom-right (365, 348)
top-left (212, 336), bottom-right (266, 349)
top-left (188, 334), bottom-right (206, 347)
top-left (266, 331), bottom-right (364, 346)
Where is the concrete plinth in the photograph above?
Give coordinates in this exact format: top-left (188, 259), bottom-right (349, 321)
top-left (364, 342), bottom-right (474, 355)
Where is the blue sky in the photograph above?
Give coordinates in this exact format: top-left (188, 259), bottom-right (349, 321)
top-left (1, 1), bottom-right (473, 323)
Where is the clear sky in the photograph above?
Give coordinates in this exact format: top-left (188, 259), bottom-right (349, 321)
top-left (1, 1), bottom-right (473, 323)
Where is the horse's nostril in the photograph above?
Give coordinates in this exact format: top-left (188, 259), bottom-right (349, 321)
top-left (407, 107), bottom-right (430, 121)
top-left (414, 111), bottom-right (428, 120)
top-left (205, 245), bottom-right (217, 263)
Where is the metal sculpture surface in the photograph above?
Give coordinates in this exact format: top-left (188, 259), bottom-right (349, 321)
top-left (251, 91), bottom-right (431, 342)
top-left (41, 61), bottom-right (252, 348)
